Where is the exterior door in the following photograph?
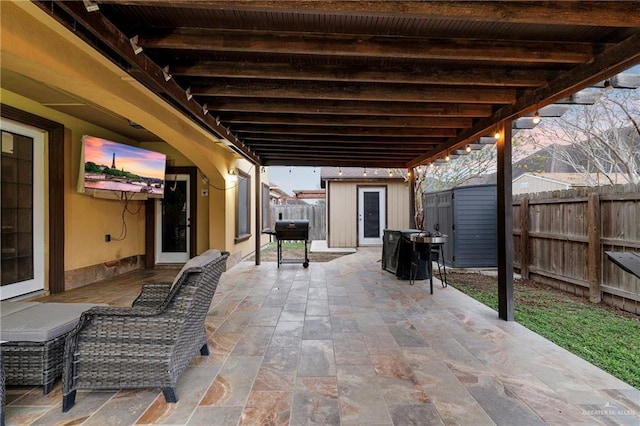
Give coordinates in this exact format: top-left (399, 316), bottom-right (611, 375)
top-left (358, 186), bottom-right (386, 245)
top-left (1, 120), bottom-right (45, 300)
top-left (155, 174), bottom-right (190, 263)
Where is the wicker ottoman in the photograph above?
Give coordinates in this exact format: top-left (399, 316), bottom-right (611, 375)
top-left (0, 302), bottom-right (104, 394)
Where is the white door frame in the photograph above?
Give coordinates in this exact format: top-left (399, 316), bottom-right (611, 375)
top-left (155, 173), bottom-right (190, 263)
top-left (358, 186), bottom-right (386, 246)
top-left (0, 119), bottom-right (45, 300)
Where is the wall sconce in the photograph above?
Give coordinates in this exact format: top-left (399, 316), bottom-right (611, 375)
top-left (227, 168), bottom-right (237, 182)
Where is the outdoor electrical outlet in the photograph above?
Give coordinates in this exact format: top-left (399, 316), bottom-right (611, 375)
top-left (105, 234), bottom-right (111, 242)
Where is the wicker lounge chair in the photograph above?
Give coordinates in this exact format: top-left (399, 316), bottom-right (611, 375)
top-left (61, 250), bottom-right (229, 412)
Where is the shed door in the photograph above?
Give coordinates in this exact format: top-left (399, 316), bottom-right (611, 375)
top-left (358, 187), bottom-right (386, 245)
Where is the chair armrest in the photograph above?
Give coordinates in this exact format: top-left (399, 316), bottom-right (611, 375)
top-left (132, 282), bottom-right (172, 307)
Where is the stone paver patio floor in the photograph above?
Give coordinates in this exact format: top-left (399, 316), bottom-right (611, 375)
top-left (4, 247), bottom-right (639, 425)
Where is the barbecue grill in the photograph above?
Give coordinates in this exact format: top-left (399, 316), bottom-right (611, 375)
top-left (273, 220), bottom-right (310, 268)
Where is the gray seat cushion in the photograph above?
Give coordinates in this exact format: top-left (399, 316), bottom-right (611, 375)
top-left (0, 302), bottom-right (105, 342)
top-left (0, 301), bottom-right (41, 317)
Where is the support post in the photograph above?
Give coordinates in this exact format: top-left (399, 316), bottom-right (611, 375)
top-left (254, 166), bottom-right (261, 265)
top-left (588, 193), bottom-right (601, 303)
top-left (497, 123), bottom-right (514, 321)
top-left (520, 198), bottom-right (530, 279)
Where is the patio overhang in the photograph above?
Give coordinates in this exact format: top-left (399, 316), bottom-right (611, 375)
top-left (32, 1), bottom-right (640, 169)
top-left (25, 1), bottom-right (640, 321)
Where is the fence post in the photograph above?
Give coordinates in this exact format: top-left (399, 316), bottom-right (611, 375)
top-left (520, 198), bottom-right (530, 280)
top-left (588, 193), bottom-right (601, 303)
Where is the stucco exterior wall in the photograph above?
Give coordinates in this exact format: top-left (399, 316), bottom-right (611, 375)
top-left (1, 2), bottom-right (270, 293)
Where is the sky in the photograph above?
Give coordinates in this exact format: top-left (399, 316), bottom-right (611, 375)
top-left (268, 166), bottom-right (322, 195)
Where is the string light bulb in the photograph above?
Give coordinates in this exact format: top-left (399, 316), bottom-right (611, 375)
top-left (465, 144), bottom-right (472, 153)
top-left (532, 110), bottom-right (541, 124)
top-left (338, 167), bottom-right (343, 176)
top-left (363, 167), bottom-right (368, 177)
top-left (388, 169), bottom-right (393, 177)
top-left (445, 153), bottom-right (451, 162)
top-left (494, 131), bottom-right (501, 140)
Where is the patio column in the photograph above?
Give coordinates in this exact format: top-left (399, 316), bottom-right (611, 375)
top-left (497, 122), bottom-right (514, 321)
top-left (255, 166), bottom-right (261, 265)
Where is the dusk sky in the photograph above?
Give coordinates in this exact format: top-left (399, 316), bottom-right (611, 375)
top-left (83, 136), bottom-right (166, 179)
top-left (268, 166), bottom-right (323, 195)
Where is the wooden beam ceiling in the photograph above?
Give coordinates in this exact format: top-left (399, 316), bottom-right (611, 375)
top-left (36, 1), bottom-right (640, 168)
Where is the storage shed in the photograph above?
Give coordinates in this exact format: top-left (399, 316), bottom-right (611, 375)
top-left (423, 185), bottom-right (497, 268)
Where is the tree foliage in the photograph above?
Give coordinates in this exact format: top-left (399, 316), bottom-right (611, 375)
top-left (520, 88), bottom-right (640, 185)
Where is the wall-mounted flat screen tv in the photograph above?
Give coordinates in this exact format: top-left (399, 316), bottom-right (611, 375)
top-left (77, 135), bottom-right (167, 200)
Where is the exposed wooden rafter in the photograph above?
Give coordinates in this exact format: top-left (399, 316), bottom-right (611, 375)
top-left (36, 0), bottom-right (640, 168)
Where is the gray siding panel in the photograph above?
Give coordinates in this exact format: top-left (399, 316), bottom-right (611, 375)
top-left (424, 185), bottom-right (497, 268)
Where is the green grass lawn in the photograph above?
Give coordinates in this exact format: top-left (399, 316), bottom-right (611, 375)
top-left (449, 273), bottom-right (640, 389)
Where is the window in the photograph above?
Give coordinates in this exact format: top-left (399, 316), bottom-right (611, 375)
top-left (262, 183), bottom-right (271, 231)
top-left (235, 170), bottom-right (251, 242)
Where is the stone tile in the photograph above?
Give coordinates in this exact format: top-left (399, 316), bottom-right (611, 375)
top-left (231, 326), bottom-right (275, 356)
top-left (466, 375), bottom-right (546, 425)
top-left (136, 365), bottom-right (219, 425)
top-left (361, 330), bottom-right (401, 355)
top-left (4, 406), bottom-right (51, 425)
top-left (19, 390), bottom-right (113, 426)
top-left (270, 320), bottom-right (304, 347)
top-left (191, 331), bottom-right (242, 367)
top-left (387, 321), bottom-right (429, 347)
top-left (240, 390), bottom-right (291, 425)
top-left (333, 333), bottom-right (370, 365)
top-left (290, 377), bottom-right (340, 425)
top-left (330, 315), bottom-right (360, 333)
top-left (253, 347), bottom-right (300, 392)
top-left (370, 354), bottom-right (429, 405)
top-left (200, 356), bottom-right (262, 406)
top-left (298, 340), bottom-right (336, 377)
top-left (285, 291), bottom-right (308, 305)
top-left (187, 406), bottom-right (244, 425)
top-left (303, 315), bottom-right (332, 340)
top-left (249, 306), bottom-right (282, 327)
top-left (216, 310), bottom-right (257, 333)
top-left (308, 287), bottom-right (328, 300)
top-left (82, 389), bottom-right (160, 426)
top-left (306, 299), bottom-right (330, 316)
top-left (414, 359), bottom-right (495, 425)
top-left (388, 404), bottom-right (444, 425)
top-left (336, 364), bottom-right (393, 425)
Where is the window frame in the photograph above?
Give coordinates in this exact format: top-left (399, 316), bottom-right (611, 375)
top-left (234, 169), bottom-right (251, 243)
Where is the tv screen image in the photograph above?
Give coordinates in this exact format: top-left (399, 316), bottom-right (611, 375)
top-left (79, 135), bottom-right (167, 199)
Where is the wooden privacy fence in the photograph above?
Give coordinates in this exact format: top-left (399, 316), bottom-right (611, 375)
top-left (513, 183), bottom-right (640, 315)
top-left (270, 204), bottom-right (326, 241)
